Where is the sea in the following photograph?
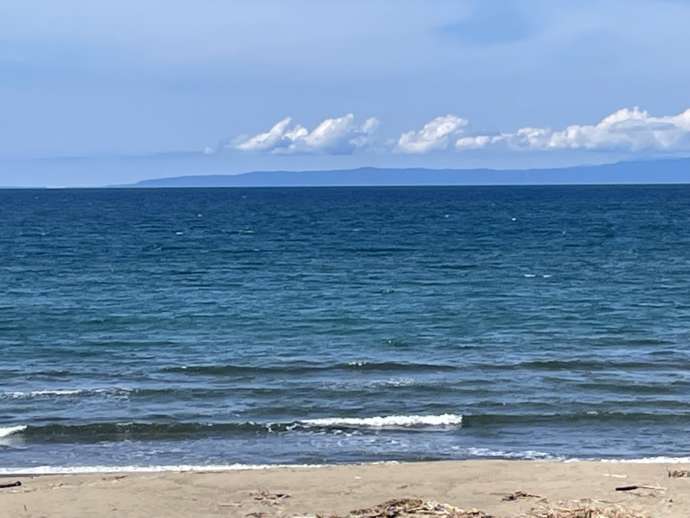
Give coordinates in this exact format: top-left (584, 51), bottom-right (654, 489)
top-left (2, 185), bottom-right (690, 473)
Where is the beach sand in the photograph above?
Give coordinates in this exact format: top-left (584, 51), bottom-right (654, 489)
top-left (1, 460), bottom-right (688, 517)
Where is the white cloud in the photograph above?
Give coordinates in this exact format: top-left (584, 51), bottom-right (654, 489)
top-left (235, 117), bottom-right (294, 152)
top-left (234, 114), bottom-right (379, 155)
top-left (396, 115), bottom-right (468, 154)
top-left (455, 107), bottom-right (690, 152)
top-left (224, 106), bottom-right (690, 158)
top-left (455, 134), bottom-right (493, 150)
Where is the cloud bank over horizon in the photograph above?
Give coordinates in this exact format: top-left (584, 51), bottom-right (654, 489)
top-left (223, 106), bottom-right (690, 157)
top-left (456, 107), bottom-right (690, 153)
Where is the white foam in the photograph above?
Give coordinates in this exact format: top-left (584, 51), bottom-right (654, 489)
top-left (31, 389), bottom-right (83, 396)
top-left (559, 456), bottom-right (690, 464)
top-left (0, 425), bottom-right (27, 439)
top-left (366, 378), bottom-right (416, 388)
top-left (600, 457), bottom-right (690, 464)
top-left (464, 447), bottom-right (558, 460)
top-left (4, 390), bottom-right (82, 399)
top-left (3, 457), bottom-right (688, 475)
top-left (0, 463), bottom-right (327, 475)
top-left (301, 414), bottom-right (463, 428)
top-left (2, 388), bottom-right (132, 399)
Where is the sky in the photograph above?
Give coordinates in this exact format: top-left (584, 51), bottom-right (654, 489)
top-left (2, 0), bottom-right (690, 186)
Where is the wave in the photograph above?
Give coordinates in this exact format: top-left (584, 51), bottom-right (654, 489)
top-left (463, 411), bottom-right (690, 426)
top-left (0, 425), bottom-right (27, 439)
top-left (507, 359), bottom-right (670, 370)
top-left (0, 388), bottom-right (139, 400)
top-left (302, 414), bottom-right (463, 428)
top-left (0, 387), bottom-right (248, 400)
top-left (575, 381), bottom-right (690, 395)
top-left (0, 452), bottom-right (555, 474)
top-left (463, 447), bottom-right (556, 460)
top-left (3, 414), bottom-right (463, 442)
top-left (14, 422), bottom-right (265, 441)
top-left (344, 361), bottom-right (457, 372)
top-left (10, 409), bottom-right (690, 443)
top-left (2, 389), bottom-right (87, 399)
top-left (162, 361), bottom-right (457, 376)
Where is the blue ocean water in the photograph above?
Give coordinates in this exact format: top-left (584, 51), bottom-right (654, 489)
top-left (2, 185), bottom-right (690, 471)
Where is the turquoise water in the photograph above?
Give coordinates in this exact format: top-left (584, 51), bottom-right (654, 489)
top-left (2, 186), bottom-right (690, 470)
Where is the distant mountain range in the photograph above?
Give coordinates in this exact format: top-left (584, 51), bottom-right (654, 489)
top-left (128, 159), bottom-right (690, 187)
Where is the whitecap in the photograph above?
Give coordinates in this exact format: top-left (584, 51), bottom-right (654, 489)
top-left (301, 414), bottom-right (463, 428)
top-left (0, 425), bottom-right (27, 439)
top-left (372, 378), bottom-right (416, 388)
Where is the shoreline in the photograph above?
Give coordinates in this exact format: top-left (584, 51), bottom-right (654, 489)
top-left (5, 455), bottom-right (690, 475)
top-left (2, 459), bottom-right (689, 517)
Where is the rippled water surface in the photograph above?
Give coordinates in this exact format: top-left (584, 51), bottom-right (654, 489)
top-left (2, 186), bottom-right (690, 469)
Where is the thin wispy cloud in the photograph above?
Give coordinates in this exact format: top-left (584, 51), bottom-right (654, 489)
top-left (233, 114), bottom-right (379, 155)
top-left (439, 0), bottom-right (535, 46)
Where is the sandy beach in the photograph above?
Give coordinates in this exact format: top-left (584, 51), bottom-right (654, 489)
top-left (1, 460), bottom-right (689, 517)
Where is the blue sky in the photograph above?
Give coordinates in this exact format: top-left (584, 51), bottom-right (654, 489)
top-left (2, 0), bottom-right (690, 186)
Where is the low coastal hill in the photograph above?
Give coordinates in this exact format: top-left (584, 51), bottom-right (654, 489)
top-left (130, 159), bottom-right (690, 187)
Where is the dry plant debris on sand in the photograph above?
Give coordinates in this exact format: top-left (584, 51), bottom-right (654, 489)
top-left (528, 500), bottom-right (648, 518)
top-left (337, 498), bottom-right (491, 517)
top-left (317, 498), bottom-right (648, 518)
top-left (251, 489), bottom-right (291, 505)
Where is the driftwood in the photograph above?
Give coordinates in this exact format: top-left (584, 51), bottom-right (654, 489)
top-left (614, 485), bottom-right (665, 492)
top-left (502, 490), bottom-right (542, 501)
top-left (0, 481), bottom-right (21, 489)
